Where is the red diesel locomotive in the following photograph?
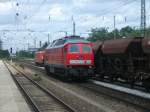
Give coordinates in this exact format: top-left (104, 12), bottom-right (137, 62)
top-left (35, 50), bottom-right (45, 66)
top-left (44, 36), bottom-right (94, 80)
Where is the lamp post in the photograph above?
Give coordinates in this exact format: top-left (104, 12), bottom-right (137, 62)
top-left (72, 16), bottom-right (76, 36)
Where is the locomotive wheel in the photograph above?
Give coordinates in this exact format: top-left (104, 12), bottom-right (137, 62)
top-left (62, 76), bottom-right (72, 82)
top-left (62, 72), bottom-right (72, 82)
top-left (71, 77), bottom-right (88, 82)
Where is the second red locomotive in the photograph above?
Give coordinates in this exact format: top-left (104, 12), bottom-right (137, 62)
top-left (35, 50), bottom-right (45, 66)
top-left (44, 36), bottom-right (94, 80)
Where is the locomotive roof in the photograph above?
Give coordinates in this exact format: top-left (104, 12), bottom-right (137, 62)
top-left (57, 36), bottom-right (90, 44)
top-left (46, 36), bottom-right (90, 49)
top-left (61, 36), bottom-right (89, 42)
top-left (65, 38), bottom-right (90, 43)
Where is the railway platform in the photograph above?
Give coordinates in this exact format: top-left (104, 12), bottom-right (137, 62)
top-left (0, 60), bottom-right (32, 112)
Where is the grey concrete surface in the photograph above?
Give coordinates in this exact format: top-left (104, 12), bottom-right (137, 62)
top-left (0, 60), bottom-right (32, 112)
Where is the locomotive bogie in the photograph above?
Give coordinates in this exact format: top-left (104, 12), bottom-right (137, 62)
top-left (45, 64), bottom-right (94, 80)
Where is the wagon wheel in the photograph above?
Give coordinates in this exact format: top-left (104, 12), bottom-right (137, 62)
top-left (97, 58), bottom-right (105, 80)
top-left (128, 75), bottom-right (135, 89)
top-left (99, 74), bottom-right (104, 80)
top-left (109, 74), bottom-right (114, 82)
top-left (128, 54), bottom-right (134, 73)
top-left (114, 58), bottom-right (122, 72)
top-left (130, 80), bottom-right (135, 89)
top-left (143, 77), bottom-right (150, 92)
top-left (106, 59), bottom-right (115, 82)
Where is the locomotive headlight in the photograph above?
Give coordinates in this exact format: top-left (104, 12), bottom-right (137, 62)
top-left (89, 66), bottom-right (92, 68)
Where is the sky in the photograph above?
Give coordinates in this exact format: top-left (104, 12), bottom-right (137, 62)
top-left (0, 0), bottom-right (150, 52)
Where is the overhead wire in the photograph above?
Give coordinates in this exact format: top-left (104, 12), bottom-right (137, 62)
top-left (23, 0), bottom-right (47, 25)
top-left (83, 0), bottom-right (140, 30)
top-left (96, 0), bottom-right (139, 16)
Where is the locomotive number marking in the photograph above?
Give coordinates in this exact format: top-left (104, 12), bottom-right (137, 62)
top-left (70, 60), bottom-right (91, 64)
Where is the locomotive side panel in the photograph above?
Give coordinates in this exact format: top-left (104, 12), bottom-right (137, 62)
top-left (45, 47), bottom-right (66, 74)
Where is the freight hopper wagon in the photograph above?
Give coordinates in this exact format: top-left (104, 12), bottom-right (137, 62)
top-left (44, 36), bottom-right (94, 80)
top-left (93, 37), bottom-right (150, 89)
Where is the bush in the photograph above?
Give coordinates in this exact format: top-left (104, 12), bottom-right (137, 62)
top-left (0, 50), bottom-right (10, 58)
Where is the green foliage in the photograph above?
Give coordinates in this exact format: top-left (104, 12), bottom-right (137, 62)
top-left (120, 26), bottom-right (133, 37)
top-left (33, 74), bottom-right (42, 81)
top-left (16, 50), bottom-right (34, 58)
top-left (88, 28), bottom-right (109, 41)
top-left (87, 26), bottom-right (147, 42)
top-left (145, 27), bottom-right (150, 37)
top-left (0, 50), bottom-right (10, 58)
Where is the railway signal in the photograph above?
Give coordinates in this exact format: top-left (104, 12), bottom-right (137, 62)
top-left (10, 47), bottom-right (12, 54)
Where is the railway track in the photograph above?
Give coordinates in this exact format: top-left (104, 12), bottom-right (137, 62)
top-left (14, 59), bottom-right (150, 111)
top-left (4, 61), bottom-right (76, 112)
top-left (77, 81), bottom-right (150, 111)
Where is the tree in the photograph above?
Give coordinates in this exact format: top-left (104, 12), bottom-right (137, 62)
top-left (0, 50), bottom-right (10, 58)
top-left (120, 26), bottom-right (133, 37)
top-left (145, 27), bottom-right (150, 37)
top-left (88, 28), bottom-right (109, 42)
top-left (87, 26), bottom-right (147, 42)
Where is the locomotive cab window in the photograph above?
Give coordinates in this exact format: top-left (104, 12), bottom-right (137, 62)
top-left (69, 45), bottom-right (80, 52)
top-left (82, 45), bottom-right (91, 52)
top-left (54, 39), bottom-right (65, 46)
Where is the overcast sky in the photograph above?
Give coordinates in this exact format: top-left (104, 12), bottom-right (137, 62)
top-left (0, 0), bottom-right (150, 52)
